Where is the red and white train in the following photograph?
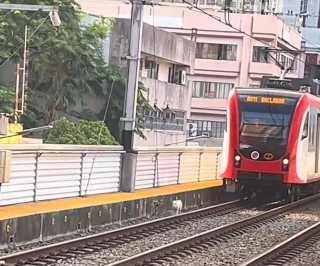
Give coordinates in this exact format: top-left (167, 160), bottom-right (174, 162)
top-left (221, 77), bottom-right (320, 201)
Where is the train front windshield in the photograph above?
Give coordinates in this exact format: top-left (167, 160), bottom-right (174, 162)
top-left (238, 93), bottom-right (299, 160)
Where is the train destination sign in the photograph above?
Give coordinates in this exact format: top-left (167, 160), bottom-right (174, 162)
top-left (246, 96), bottom-right (286, 104)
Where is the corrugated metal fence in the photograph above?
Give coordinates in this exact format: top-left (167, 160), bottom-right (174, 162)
top-left (0, 145), bottom-right (223, 206)
top-left (0, 145), bottom-right (124, 206)
top-left (134, 147), bottom-right (222, 190)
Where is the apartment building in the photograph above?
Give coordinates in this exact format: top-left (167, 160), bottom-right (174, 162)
top-left (108, 18), bottom-right (196, 146)
top-left (78, 1), bottom-right (304, 146)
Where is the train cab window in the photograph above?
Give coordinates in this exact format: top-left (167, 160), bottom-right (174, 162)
top-left (302, 113), bottom-right (309, 140)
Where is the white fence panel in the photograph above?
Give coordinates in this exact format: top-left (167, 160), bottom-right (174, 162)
top-left (199, 152), bottom-right (220, 181)
top-left (36, 154), bottom-right (81, 201)
top-left (156, 153), bottom-right (179, 187)
top-left (0, 154), bottom-right (36, 206)
top-left (135, 153), bottom-right (156, 190)
top-left (179, 152), bottom-right (200, 184)
top-left (81, 153), bottom-right (121, 195)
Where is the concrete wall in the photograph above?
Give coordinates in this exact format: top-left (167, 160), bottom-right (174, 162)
top-left (109, 18), bottom-right (195, 69)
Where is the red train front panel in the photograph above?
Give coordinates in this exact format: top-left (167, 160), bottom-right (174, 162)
top-left (221, 88), bottom-right (313, 185)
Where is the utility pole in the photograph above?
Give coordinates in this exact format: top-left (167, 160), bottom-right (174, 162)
top-left (0, 4), bottom-right (59, 122)
top-left (121, 0), bottom-right (144, 151)
top-left (120, 0), bottom-right (144, 192)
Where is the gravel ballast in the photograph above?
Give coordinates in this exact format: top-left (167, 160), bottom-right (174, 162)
top-left (52, 207), bottom-right (267, 265)
top-left (283, 238), bottom-right (320, 266)
top-left (164, 203), bottom-right (320, 266)
top-left (52, 202), bottom-right (320, 266)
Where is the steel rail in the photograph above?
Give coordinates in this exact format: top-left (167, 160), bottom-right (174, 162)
top-left (239, 220), bottom-right (320, 266)
top-left (106, 194), bottom-right (320, 266)
top-left (0, 199), bottom-right (254, 265)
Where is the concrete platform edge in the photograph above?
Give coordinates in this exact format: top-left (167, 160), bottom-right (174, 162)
top-left (0, 185), bottom-right (230, 249)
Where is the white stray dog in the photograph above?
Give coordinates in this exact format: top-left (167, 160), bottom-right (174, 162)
top-left (172, 199), bottom-right (183, 215)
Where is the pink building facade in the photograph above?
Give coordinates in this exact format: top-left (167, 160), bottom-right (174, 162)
top-left (77, 1), bottom-right (304, 145)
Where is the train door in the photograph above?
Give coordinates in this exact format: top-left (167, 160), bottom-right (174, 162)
top-left (315, 113), bottom-right (320, 173)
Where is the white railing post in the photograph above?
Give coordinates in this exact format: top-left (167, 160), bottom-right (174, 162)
top-left (215, 152), bottom-right (220, 179)
top-left (80, 153), bottom-right (86, 196)
top-left (34, 152), bottom-right (41, 202)
top-left (153, 153), bottom-right (159, 188)
top-left (198, 152), bottom-right (203, 182)
top-left (177, 152), bottom-right (182, 184)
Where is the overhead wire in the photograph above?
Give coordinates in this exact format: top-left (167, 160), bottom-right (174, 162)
top-left (181, 0), bottom-right (320, 76)
top-left (0, 10), bottom-right (42, 52)
top-left (0, 13), bottom-right (50, 70)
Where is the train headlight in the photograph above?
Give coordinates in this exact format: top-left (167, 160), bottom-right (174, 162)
top-left (282, 156), bottom-right (290, 172)
top-left (283, 159), bottom-right (289, 165)
top-left (234, 152), bottom-right (241, 168)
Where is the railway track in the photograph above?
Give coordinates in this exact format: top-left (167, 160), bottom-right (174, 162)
top-left (0, 199), bottom-right (257, 266)
top-left (103, 194), bottom-right (320, 266)
top-left (239, 219), bottom-right (320, 266)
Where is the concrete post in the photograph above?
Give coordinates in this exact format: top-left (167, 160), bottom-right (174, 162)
top-left (120, 0), bottom-right (144, 151)
top-left (120, 152), bottom-right (138, 192)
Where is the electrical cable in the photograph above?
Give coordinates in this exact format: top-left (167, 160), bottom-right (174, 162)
top-left (0, 10), bottom-right (41, 52)
top-left (70, 43), bottom-right (118, 196)
top-left (84, 80), bottom-right (115, 196)
top-left (0, 14), bottom-right (50, 70)
top-left (182, 0), bottom-right (320, 77)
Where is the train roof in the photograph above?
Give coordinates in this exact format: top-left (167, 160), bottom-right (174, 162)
top-left (235, 87), bottom-right (302, 98)
top-left (235, 76), bottom-right (320, 99)
top-left (260, 76), bottom-right (320, 96)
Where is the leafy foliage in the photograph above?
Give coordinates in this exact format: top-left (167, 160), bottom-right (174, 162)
top-left (45, 118), bottom-right (117, 145)
top-left (0, 0), bottom-right (150, 142)
top-left (100, 67), bottom-right (152, 141)
top-left (0, 86), bottom-right (15, 115)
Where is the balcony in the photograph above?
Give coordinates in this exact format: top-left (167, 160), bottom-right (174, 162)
top-left (191, 97), bottom-right (227, 115)
top-left (195, 59), bottom-right (240, 77)
top-left (140, 77), bottom-right (190, 111)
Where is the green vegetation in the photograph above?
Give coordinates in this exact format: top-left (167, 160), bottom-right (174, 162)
top-left (0, 0), bottom-right (150, 143)
top-left (45, 118), bottom-right (117, 145)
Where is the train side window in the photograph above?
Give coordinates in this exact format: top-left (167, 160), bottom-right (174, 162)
top-left (302, 113), bottom-right (309, 140)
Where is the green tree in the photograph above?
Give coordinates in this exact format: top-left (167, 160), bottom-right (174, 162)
top-left (0, 86), bottom-right (15, 115)
top-left (45, 117), bottom-right (117, 145)
top-left (0, 0), bottom-right (150, 140)
top-left (100, 67), bottom-right (152, 141)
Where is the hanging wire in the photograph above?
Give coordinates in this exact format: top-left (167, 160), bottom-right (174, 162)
top-left (84, 80), bottom-right (115, 196)
top-left (0, 13), bottom-right (50, 70)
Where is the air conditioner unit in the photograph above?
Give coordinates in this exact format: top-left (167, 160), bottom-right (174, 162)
top-left (177, 70), bottom-right (186, 85)
top-left (145, 61), bottom-right (156, 69)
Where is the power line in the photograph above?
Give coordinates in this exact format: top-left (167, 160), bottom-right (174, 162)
top-left (0, 14), bottom-right (50, 70)
top-left (181, 0), bottom-right (320, 76)
top-left (0, 10), bottom-right (41, 52)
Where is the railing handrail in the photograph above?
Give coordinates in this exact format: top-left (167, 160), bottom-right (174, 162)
top-left (0, 144), bottom-right (124, 151)
top-left (134, 146), bottom-right (222, 152)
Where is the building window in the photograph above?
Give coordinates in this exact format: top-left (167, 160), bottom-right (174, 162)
top-left (192, 82), bottom-right (233, 99)
top-left (188, 120), bottom-right (226, 138)
top-left (196, 43), bottom-right (237, 61)
top-left (146, 64), bottom-right (159, 79)
top-left (252, 47), bottom-right (269, 63)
